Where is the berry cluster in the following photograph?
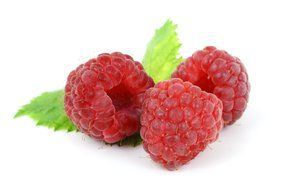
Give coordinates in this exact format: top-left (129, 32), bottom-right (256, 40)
top-left (65, 52), bottom-right (154, 143)
top-left (64, 47), bottom-right (250, 170)
top-left (141, 79), bottom-right (223, 170)
top-left (172, 46), bottom-right (250, 124)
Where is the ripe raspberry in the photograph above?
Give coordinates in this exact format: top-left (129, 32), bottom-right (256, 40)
top-left (140, 78), bottom-right (223, 170)
top-left (64, 52), bottom-right (154, 143)
top-left (172, 46), bottom-right (250, 125)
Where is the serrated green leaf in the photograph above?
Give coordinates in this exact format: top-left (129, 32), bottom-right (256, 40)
top-left (15, 90), bottom-right (78, 132)
top-left (143, 19), bottom-right (183, 83)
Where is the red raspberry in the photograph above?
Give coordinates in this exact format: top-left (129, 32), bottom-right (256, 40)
top-left (140, 78), bottom-right (223, 170)
top-left (64, 52), bottom-right (154, 143)
top-left (172, 46), bottom-right (250, 125)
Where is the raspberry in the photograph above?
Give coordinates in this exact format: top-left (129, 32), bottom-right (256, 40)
top-left (140, 78), bottom-right (223, 170)
top-left (64, 52), bottom-right (154, 143)
top-left (172, 46), bottom-right (250, 124)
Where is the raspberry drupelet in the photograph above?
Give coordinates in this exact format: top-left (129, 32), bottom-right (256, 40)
top-left (172, 46), bottom-right (250, 125)
top-left (140, 78), bottom-right (223, 170)
top-left (64, 52), bottom-right (154, 143)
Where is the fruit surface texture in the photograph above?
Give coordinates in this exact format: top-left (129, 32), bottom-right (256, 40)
top-left (65, 52), bottom-right (154, 143)
top-left (172, 46), bottom-right (250, 124)
top-left (141, 78), bottom-right (223, 170)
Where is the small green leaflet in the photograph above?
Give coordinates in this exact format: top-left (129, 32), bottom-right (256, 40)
top-left (15, 19), bottom-right (183, 146)
top-left (111, 133), bottom-right (142, 147)
top-left (15, 90), bottom-right (77, 132)
top-left (143, 20), bottom-right (183, 83)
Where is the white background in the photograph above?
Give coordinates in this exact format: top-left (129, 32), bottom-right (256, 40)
top-left (0, 0), bottom-right (284, 189)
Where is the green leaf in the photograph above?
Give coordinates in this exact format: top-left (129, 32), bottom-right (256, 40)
top-left (115, 133), bottom-right (142, 147)
top-left (15, 90), bottom-right (77, 132)
top-left (143, 19), bottom-right (183, 83)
